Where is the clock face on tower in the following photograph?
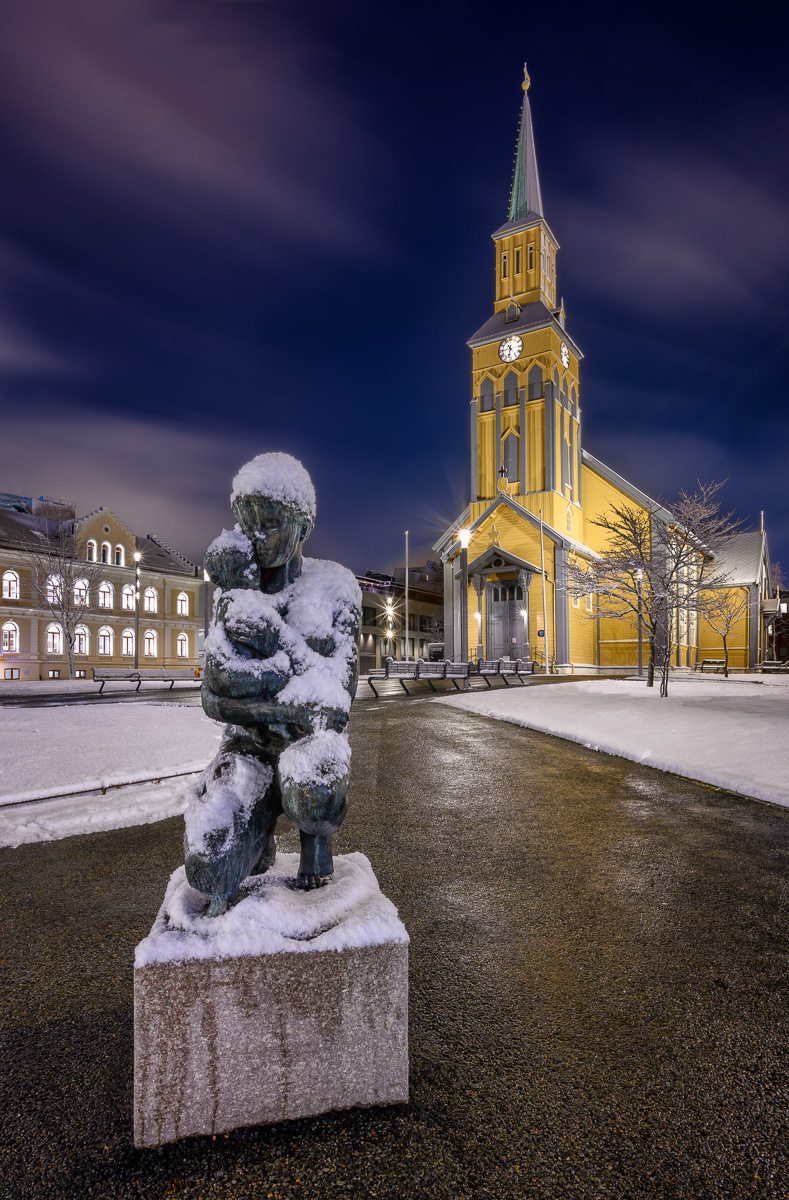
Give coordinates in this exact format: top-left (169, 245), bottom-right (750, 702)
top-left (560, 342), bottom-right (570, 368)
top-left (498, 335), bottom-right (523, 363)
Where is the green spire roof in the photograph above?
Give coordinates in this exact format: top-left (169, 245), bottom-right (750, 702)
top-left (508, 64), bottom-right (544, 222)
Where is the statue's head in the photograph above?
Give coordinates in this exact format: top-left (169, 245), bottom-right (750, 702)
top-left (230, 453), bottom-right (316, 571)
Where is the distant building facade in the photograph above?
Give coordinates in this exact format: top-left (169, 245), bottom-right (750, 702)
top-left (0, 492), bottom-right (203, 681)
top-left (356, 566), bottom-right (444, 677)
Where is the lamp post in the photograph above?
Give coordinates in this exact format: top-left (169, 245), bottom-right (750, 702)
top-left (133, 551), bottom-right (141, 669)
top-left (404, 530), bottom-right (409, 663)
top-left (459, 528), bottom-right (470, 686)
top-left (636, 568), bottom-right (644, 677)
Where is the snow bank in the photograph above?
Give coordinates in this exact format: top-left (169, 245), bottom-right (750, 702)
top-left (230, 452), bottom-right (316, 520)
top-left (135, 852), bottom-right (409, 966)
top-left (436, 678), bottom-right (789, 807)
top-left (0, 775), bottom-right (195, 848)
top-left (0, 702), bottom-right (222, 806)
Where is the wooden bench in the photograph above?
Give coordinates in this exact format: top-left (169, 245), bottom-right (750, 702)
top-left (367, 658), bottom-right (472, 697)
top-left (695, 660), bottom-right (726, 674)
top-left (475, 658), bottom-right (535, 686)
top-left (92, 667), bottom-right (197, 694)
top-left (762, 660), bottom-right (789, 673)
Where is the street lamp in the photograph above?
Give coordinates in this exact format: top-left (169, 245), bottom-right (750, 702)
top-left (133, 551), bottom-right (141, 669)
top-left (474, 610), bottom-right (483, 664)
top-left (636, 568), bottom-right (644, 677)
top-left (459, 528), bottom-right (470, 686)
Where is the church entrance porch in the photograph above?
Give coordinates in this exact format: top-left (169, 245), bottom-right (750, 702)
top-left (487, 581), bottom-right (528, 659)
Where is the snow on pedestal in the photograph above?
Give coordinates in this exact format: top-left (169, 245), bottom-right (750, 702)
top-left (133, 853), bottom-right (409, 1147)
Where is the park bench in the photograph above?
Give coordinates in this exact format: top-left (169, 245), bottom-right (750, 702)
top-left (695, 660), bottom-right (726, 674)
top-left (475, 658), bottom-right (535, 686)
top-left (367, 658), bottom-right (472, 697)
top-left (761, 660), bottom-right (789, 673)
top-left (92, 666), bottom-right (197, 694)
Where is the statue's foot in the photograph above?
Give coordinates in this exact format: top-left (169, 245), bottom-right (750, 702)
top-left (297, 831), bottom-right (333, 880)
top-left (291, 872), bottom-right (331, 891)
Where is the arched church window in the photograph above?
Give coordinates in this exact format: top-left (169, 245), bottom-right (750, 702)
top-left (480, 377), bottom-right (494, 413)
top-left (502, 370), bottom-right (518, 409)
top-left (502, 430), bottom-right (519, 483)
top-left (528, 364), bottom-right (542, 401)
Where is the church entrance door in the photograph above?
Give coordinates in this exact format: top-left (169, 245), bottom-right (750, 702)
top-left (488, 582), bottom-right (527, 659)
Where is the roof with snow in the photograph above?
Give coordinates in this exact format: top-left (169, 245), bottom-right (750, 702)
top-left (709, 531), bottom-right (767, 587)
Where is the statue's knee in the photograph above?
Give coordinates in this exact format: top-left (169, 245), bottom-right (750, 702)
top-left (280, 776), bottom-right (348, 835)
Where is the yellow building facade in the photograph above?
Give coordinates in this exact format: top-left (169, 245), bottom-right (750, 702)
top-left (0, 493), bottom-right (203, 681)
top-left (435, 67), bottom-right (774, 673)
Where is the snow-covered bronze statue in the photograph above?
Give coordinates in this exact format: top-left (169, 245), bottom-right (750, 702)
top-left (184, 453), bottom-right (361, 914)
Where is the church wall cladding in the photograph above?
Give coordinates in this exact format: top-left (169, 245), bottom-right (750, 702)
top-left (434, 64), bottom-right (774, 674)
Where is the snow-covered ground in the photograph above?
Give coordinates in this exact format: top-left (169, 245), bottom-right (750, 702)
top-left (0, 703), bottom-right (222, 847)
top-left (436, 675), bottom-right (789, 808)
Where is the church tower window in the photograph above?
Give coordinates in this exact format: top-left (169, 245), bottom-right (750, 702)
top-left (502, 370), bottom-right (518, 408)
top-left (503, 431), bottom-right (519, 483)
top-left (515, 248), bottom-right (521, 274)
top-left (480, 377), bottom-right (494, 412)
top-left (528, 364), bottom-right (542, 401)
top-left (501, 252), bottom-right (508, 280)
top-left (528, 244), bottom-right (534, 271)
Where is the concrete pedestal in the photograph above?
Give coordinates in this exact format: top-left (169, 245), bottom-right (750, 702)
top-left (133, 853), bottom-right (409, 1148)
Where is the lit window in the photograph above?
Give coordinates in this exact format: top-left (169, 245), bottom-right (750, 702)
top-left (121, 585), bottom-right (135, 611)
top-left (46, 575), bottom-right (63, 603)
top-left (501, 252), bottom-right (508, 280)
top-left (48, 670), bottom-right (60, 679)
top-left (144, 629), bottom-right (157, 658)
top-left (98, 582), bottom-right (113, 609)
top-left (74, 579), bottom-right (88, 606)
top-left (122, 629), bottom-right (135, 656)
top-left (2, 570), bottom-right (19, 599)
top-left (586, 592), bottom-right (594, 613)
top-left (176, 632), bottom-right (188, 658)
top-left (176, 592), bottom-right (189, 616)
top-left (2, 620), bottom-right (19, 652)
top-left (572, 592), bottom-right (580, 609)
top-left (86, 540), bottom-right (97, 562)
top-left (75, 670), bottom-right (87, 679)
top-left (46, 623), bottom-right (62, 654)
top-left (4, 668), bottom-right (20, 680)
top-left (515, 247), bottom-right (521, 274)
top-left (101, 542), bottom-right (111, 564)
top-left (98, 626), bottom-right (114, 656)
top-left (74, 625), bottom-right (89, 655)
top-left (114, 545), bottom-right (125, 566)
top-left (143, 587), bottom-right (158, 613)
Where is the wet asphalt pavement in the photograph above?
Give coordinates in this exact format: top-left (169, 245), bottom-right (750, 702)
top-left (3, 689), bottom-right (789, 1199)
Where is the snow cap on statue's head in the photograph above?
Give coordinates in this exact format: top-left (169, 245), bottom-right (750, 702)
top-left (231, 453), bottom-right (316, 528)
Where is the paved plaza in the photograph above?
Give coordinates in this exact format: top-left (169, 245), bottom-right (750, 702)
top-left (3, 692), bottom-right (789, 1198)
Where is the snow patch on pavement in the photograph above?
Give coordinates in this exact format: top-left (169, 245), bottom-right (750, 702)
top-left (435, 677), bottom-right (789, 807)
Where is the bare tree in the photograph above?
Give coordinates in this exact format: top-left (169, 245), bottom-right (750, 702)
top-left (22, 503), bottom-right (103, 680)
top-left (702, 587), bottom-right (751, 677)
top-left (566, 482), bottom-right (742, 697)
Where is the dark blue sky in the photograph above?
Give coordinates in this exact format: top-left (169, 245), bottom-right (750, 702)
top-left (1, 1), bottom-right (787, 573)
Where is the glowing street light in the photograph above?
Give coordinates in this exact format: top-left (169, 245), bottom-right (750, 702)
top-left (459, 528), bottom-right (470, 685)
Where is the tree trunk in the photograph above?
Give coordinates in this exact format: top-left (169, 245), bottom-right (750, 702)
top-left (723, 634), bottom-right (729, 678)
top-left (647, 632), bottom-right (655, 687)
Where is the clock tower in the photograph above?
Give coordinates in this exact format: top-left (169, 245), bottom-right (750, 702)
top-left (467, 64), bottom-right (583, 541)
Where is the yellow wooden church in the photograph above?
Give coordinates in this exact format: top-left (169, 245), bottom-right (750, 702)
top-left (434, 66), bottom-right (774, 674)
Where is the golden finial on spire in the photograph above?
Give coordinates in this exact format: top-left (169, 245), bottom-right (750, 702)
top-left (522, 63), bottom-right (531, 93)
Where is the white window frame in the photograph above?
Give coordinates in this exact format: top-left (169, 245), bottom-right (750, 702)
top-left (143, 587), bottom-right (158, 614)
top-left (143, 628), bottom-right (157, 658)
top-left (46, 575), bottom-right (63, 604)
top-left (74, 578), bottom-right (89, 606)
top-left (176, 591), bottom-right (189, 616)
top-left (74, 624), bottom-right (90, 655)
top-left (98, 581), bottom-right (114, 609)
top-left (114, 544), bottom-right (125, 567)
top-left (121, 628), bottom-right (135, 657)
top-left (98, 626), bottom-right (114, 656)
top-left (176, 631), bottom-right (189, 658)
top-left (46, 623), bottom-right (63, 655)
top-left (86, 539), bottom-right (97, 563)
top-left (121, 584), bottom-right (135, 611)
top-left (2, 570), bottom-right (19, 600)
top-left (2, 620), bottom-right (19, 653)
top-left (100, 542), bottom-right (111, 564)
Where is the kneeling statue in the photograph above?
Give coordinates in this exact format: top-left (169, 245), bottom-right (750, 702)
top-left (184, 452), bottom-right (361, 914)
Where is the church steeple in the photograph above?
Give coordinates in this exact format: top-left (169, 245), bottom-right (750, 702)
top-left (508, 64), bottom-right (543, 222)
